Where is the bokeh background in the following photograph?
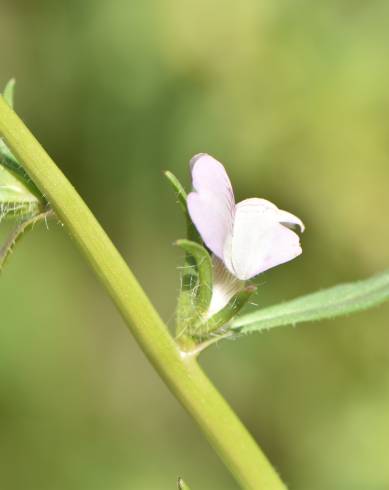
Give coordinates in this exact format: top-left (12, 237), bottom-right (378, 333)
top-left (1, 1), bottom-right (389, 489)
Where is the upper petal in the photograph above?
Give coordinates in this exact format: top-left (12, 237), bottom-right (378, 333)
top-left (187, 154), bottom-right (235, 259)
top-left (227, 198), bottom-right (303, 280)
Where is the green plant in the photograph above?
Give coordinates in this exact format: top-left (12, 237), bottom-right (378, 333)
top-left (1, 81), bottom-right (388, 489)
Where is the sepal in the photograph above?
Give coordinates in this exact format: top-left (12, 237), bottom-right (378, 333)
top-left (195, 285), bottom-right (257, 338)
top-left (174, 239), bottom-right (213, 337)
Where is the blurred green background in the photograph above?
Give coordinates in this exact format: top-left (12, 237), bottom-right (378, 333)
top-left (1, 1), bottom-right (389, 489)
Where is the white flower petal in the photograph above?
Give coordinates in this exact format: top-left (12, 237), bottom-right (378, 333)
top-left (228, 198), bottom-right (302, 280)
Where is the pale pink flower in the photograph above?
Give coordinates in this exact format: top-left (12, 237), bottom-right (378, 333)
top-left (187, 154), bottom-right (304, 281)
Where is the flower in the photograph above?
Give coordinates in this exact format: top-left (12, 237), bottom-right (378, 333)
top-left (187, 154), bottom-right (304, 280)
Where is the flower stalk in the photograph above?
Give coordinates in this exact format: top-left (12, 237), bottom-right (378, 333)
top-left (0, 95), bottom-right (286, 489)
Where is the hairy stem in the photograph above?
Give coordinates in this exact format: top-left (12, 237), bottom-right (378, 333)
top-left (0, 96), bottom-right (286, 490)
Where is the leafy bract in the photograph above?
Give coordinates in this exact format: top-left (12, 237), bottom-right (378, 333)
top-left (231, 271), bottom-right (389, 334)
top-left (175, 239), bottom-right (213, 315)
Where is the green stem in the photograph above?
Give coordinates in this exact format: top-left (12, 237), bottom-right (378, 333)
top-left (0, 96), bottom-right (286, 490)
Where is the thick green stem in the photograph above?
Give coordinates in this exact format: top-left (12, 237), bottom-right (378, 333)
top-left (0, 96), bottom-right (286, 490)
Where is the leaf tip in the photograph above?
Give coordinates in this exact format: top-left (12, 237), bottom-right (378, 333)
top-left (3, 78), bottom-right (16, 108)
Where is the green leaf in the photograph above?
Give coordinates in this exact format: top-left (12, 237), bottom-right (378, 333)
top-left (175, 239), bottom-right (213, 315)
top-left (3, 78), bottom-right (15, 108)
top-left (197, 285), bottom-right (257, 337)
top-left (177, 477), bottom-right (191, 490)
top-left (232, 271), bottom-right (389, 335)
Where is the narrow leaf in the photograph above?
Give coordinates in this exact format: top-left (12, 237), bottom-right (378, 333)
top-left (175, 239), bottom-right (213, 314)
top-left (197, 285), bottom-right (257, 337)
top-left (165, 170), bottom-right (187, 211)
top-left (232, 271), bottom-right (389, 334)
top-left (164, 170), bottom-right (201, 243)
